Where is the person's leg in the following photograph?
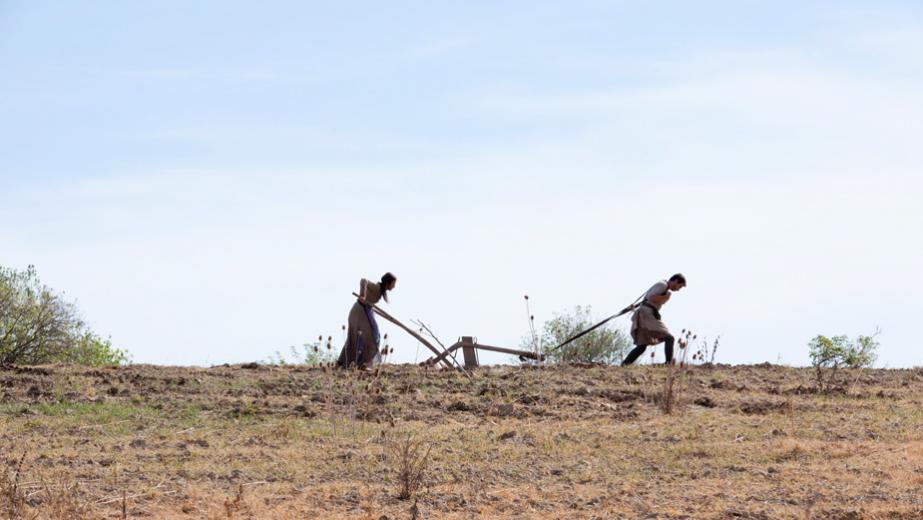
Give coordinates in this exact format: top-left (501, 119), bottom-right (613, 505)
top-left (358, 305), bottom-right (379, 368)
top-left (622, 344), bottom-right (648, 365)
top-left (365, 306), bottom-right (381, 346)
top-left (663, 335), bottom-right (675, 364)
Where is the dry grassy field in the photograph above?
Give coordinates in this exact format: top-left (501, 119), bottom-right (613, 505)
top-left (1, 363), bottom-right (922, 519)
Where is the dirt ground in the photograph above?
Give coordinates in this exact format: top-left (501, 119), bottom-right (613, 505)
top-left (1, 362), bottom-right (922, 519)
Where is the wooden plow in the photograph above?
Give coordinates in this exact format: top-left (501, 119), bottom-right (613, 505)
top-left (352, 293), bottom-right (461, 371)
top-left (353, 293), bottom-right (543, 372)
top-left (421, 336), bottom-right (544, 369)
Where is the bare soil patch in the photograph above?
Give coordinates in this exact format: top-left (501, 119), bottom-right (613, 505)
top-left (2, 363), bottom-right (922, 518)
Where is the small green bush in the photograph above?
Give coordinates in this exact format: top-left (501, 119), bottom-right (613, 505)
top-left (268, 338), bottom-right (337, 366)
top-left (808, 332), bottom-right (879, 392)
top-left (524, 305), bottom-right (630, 364)
top-left (70, 332), bottom-right (130, 366)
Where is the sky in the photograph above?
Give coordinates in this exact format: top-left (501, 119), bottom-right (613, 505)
top-left (2, 1), bottom-right (921, 367)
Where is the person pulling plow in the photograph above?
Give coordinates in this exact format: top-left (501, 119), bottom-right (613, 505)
top-left (622, 273), bottom-right (687, 365)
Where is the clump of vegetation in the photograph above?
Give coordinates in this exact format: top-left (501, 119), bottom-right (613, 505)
top-left (388, 432), bottom-right (434, 500)
top-left (657, 329), bottom-right (697, 414)
top-left (1, 453), bottom-right (87, 519)
top-left (523, 294), bottom-right (541, 359)
top-left (692, 335), bottom-right (721, 365)
top-left (658, 360), bottom-right (678, 414)
top-left (37, 471), bottom-right (86, 519)
top-left (808, 331), bottom-right (879, 392)
top-left (0, 264), bottom-right (128, 366)
top-left (522, 304), bottom-right (630, 364)
top-left (268, 334), bottom-right (338, 366)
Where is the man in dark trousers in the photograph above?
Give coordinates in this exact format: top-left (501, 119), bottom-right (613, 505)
top-left (622, 273), bottom-right (686, 365)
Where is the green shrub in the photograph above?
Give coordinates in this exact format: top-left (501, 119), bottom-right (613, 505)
top-left (525, 305), bottom-right (630, 364)
top-left (0, 264), bottom-right (128, 366)
top-left (808, 332), bottom-right (879, 392)
top-left (70, 332), bottom-right (130, 366)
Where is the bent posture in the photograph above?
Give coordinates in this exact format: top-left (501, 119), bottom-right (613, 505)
top-left (337, 272), bottom-right (397, 369)
top-left (622, 273), bottom-right (686, 365)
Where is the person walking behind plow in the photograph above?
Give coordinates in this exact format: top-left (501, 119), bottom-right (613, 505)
top-left (337, 273), bottom-right (397, 369)
top-left (622, 273), bottom-right (686, 365)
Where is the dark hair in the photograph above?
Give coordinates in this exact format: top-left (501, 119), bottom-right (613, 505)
top-left (380, 272), bottom-right (397, 302)
top-left (669, 273), bottom-right (686, 285)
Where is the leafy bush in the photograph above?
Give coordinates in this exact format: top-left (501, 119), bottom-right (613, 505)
top-left (71, 332), bottom-right (130, 366)
top-left (0, 265), bottom-right (128, 365)
top-left (808, 332), bottom-right (879, 392)
top-left (525, 305), bottom-right (630, 364)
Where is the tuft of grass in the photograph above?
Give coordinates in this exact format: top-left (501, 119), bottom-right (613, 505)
top-left (38, 471), bottom-right (86, 519)
top-left (388, 431), bottom-right (434, 500)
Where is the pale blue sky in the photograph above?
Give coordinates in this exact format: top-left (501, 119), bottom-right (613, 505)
top-left (2, 2), bottom-right (921, 366)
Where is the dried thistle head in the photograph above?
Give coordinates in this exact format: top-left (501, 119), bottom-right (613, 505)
top-left (384, 333), bottom-right (388, 340)
top-left (524, 295), bottom-right (529, 300)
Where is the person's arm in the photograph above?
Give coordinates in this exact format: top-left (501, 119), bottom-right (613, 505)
top-left (644, 281), bottom-right (669, 301)
top-left (648, 292), bottom-right (671, 305)
top-left (358, 278), bottom-right (369, 302)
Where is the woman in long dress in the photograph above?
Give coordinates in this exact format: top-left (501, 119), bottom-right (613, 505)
top-left (337, 272), bottom-right (397, 368)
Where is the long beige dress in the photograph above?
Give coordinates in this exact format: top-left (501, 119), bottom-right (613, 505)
top-left (336, 279), bottom-right (383, 368)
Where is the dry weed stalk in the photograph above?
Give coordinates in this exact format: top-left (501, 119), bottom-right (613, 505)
top-left (1, 453), bottom-right (27, 519)
top-left (523, 294), bottom-right (543, 361)
top-left (223, 483), bottom-right (247, 518)
top-left (692, 335), bottom-right (721, 365)
top-left (659, 360), bottom-right (678, 414)
top-left (388, 432), bottom-right (434, 500)
top-left (658, 329), bottom-right (695, 414)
